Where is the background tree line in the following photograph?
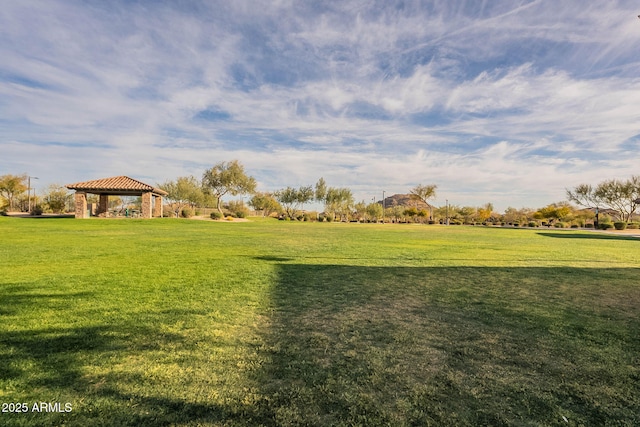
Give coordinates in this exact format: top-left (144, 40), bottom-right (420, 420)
top-left (2, 167), bottom-right (639, 227)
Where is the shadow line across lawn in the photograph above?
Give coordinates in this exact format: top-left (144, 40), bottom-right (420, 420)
top-left (1, 265), bottom-right (638, 426)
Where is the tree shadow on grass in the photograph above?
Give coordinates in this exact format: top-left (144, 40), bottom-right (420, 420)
top-left (255, 264), bottom-right (640, 426)
top-left (0, 287), bottom-right (259, 426)
top-left (2, 266), bottom-right (639, 426)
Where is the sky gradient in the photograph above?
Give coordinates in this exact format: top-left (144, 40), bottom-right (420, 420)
top-left (2, 0), bottom-right (640, 211)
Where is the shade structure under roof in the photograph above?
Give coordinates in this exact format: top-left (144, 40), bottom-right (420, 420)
top-left (66, 176), bottom-right (167, 218)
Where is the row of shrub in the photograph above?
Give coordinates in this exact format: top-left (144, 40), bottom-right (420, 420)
top-left (448, 221), bottom-right (640, 230)
top-left (210, 211), bottom-right (247, 220)
top-left (204, 210), bottom-right (640, 229)
top-left (612, 222), bottom-right (640, 230)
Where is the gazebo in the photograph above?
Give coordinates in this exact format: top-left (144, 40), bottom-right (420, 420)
top-left (66, 176), bottom-right (168, 219)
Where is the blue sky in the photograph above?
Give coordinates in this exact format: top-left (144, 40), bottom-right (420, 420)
top-left (1, 0), bottom-right (640, 211)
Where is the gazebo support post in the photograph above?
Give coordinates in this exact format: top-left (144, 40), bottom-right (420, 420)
top-left (141, 192), bottom-right (153, 219)
top-left (74, 192), bottom-right (88, 219)
top-left (153, 195), bottom-right (163, 218)
top-left (97, 194), bottom-right (109, 217)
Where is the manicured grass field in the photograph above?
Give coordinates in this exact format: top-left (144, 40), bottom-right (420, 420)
top-left (1, 216), bottom-right (639, 426)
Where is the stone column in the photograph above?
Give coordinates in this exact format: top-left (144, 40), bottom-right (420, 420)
top-left (153, 195), bottom-right (163, 217)
top-left (141, 192), bottom-right (152, 218)
top-left (74, 192), bottom-right (87, 218)
top-left (97, 194), bottom-right (109, 217)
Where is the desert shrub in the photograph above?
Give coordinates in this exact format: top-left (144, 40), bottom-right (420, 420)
top-left (181, 207), bottom-right (194, 218)
top-left (226, 216), bottom-right (235, 221)
top-left (236, 211), bottom-right (246, 218)
top-left (584, 223), bottom-right (594, 228)
top-left (210, 211), bottom-right (223, 220)
top-left (31, 205), bottom-right (44, 216)
top-left (613, 222), bottom-right (627, 230)
top-left (599, 223), bottom-right (614, 230)
top-left (627, 222), bottom-right (639, 229)
top-left (326, 215), bottom-right (334, 222)
top-left (554, 222), bottom-right (568, 228)
top-left (570, 224), bottom-right (579, 228)
top-left (528, 221), bottom-right (537, 227)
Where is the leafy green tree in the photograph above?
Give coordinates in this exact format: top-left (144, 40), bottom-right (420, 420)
top-left (275, 186), bottom-right (314, 219)
top-left (249, 193), bottom-right (282, 217)
top-left (459, 206), bottom-right (478, 224)
top-left (503, 207), bottom-right (534, 225)
top-left (366, 202), bottom-right (383, 222)
top-left (226, 200), bottom-right (249, 218)
top-left (477, 202), bottom-right (495, 223)
top-left (387, 205), bottom-right (405, 222)
top-left (533, 203), bottom-right (572, 223)
top-left (315, 178), bottom-right (353, 221)
top-left (159, 176), bottom-right (204, 217)
top-left (324, 187), bottom-right (354, 221)
top-left (43, 184), bottom-right (71, 213)
top-left (202, 161), bottom-right (257, 214)
top-left (354, 201), bottom-right (367, 221)
top-left (315, 177), bottom-right (327, 202)
top-left (404, 207), bottom-right (419, 218)
top-left (0, 174), bottom-right (27, 211)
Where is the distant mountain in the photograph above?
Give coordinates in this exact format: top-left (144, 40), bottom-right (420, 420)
top-left (378, 194), bottom-right (431, 210)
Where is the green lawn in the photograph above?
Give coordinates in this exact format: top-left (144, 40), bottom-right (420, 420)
top-left (0, 217), bottom-right (639, 426)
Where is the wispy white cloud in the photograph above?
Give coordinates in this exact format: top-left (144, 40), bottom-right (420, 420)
top-left (1, 0), bottom-right (640, 211)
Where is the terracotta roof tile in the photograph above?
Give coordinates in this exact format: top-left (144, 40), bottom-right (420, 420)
top-left (66, 176), bottom-right (168, 195)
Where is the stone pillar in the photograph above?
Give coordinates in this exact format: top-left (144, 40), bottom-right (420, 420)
top-left (153, 195), bottom-right (163, 218)
top-left (141, 192), bottom-right (152, 218)
top-left (97, 194), bottom-right (109, 217)
top-left (74, 192), bottom-right (87, 218)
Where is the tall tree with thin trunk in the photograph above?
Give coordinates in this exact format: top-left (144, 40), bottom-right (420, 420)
top-left (202, 161), bottom-right (257, 214)
top-left (567, 176), bottom-right (640, 221)
top-left (409, 184), bottom-right (437, 219)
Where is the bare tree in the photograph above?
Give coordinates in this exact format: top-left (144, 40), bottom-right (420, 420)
top-left (409, 184), bottom-right (437, 219)
top-left (567, 176), bottom-right (640, 221)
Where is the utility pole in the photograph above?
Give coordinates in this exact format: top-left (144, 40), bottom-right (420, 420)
top-left (382, 191), bottom-right (386, 223)
top-left (28, 176), bottom-right (38, 213)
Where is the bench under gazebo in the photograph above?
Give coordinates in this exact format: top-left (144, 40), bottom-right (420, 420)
top-left (66, 176), bottom-right (168, 219)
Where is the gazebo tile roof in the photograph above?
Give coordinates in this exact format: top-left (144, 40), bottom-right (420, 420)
top-left (66, 176), bottom-right (168, 195)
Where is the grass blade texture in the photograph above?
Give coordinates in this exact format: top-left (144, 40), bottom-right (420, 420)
top-left (0, 217), bottom-right (638, 426)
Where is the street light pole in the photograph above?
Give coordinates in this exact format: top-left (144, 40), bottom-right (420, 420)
top-left (28, 176), bottom-right (38, 213)
top-left (446, 199), bottom-right (449, 225)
